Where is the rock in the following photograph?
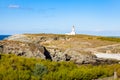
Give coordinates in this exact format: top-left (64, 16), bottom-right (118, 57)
top-left (47, 47), bottom-right (97, 64)
top-left (47, 48), bottom-right (66, 61)
top-left (63, 48), bottom-right (97, 64)
top-left (95, 58), bottom-right (119, 65)
top-left (4, 34), bottom-right (119, 64)
top-left (0, 40), bottom-right (52, 60)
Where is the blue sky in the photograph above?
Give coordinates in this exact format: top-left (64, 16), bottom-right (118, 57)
top-left (0, 0), bottom-right (120, 36)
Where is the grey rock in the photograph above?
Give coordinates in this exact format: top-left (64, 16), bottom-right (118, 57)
top-left (47, 47), bottom-right (97, 64)
top-left (47, 48), bottom-right (66, 61)
top-left (63, 48), bottom-right (97, 64)
top-left (0, 40), bottom-right (52, 60)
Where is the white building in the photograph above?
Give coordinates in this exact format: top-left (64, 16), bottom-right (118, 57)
top-left (66, 26), bottom-right (76, 35)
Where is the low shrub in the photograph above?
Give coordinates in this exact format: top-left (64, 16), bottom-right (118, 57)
top-left (0, 54), bottom-right (120, 80)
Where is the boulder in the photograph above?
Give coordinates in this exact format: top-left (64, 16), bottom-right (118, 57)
top-left (47, 48), bottom-right (66, 61)
top-left (0, 40), bottom-right (52, 60)
top-left (47, 47), bottom-right (97, 64)
top-left (63, 48), bottom-right (97, 64)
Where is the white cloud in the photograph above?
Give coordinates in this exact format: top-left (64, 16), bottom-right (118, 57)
top-left (8, 4), bottom-right (20, 9)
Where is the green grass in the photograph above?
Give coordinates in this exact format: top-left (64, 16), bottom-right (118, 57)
top-left (98, 37), bottom-right (120, 42)
top-left (0, 54), bottom-right (120, 80)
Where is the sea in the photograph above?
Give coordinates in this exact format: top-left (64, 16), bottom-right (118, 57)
top-left (0, 35), bottom-right (10, 40)
top-left (0, 35), bottom-right (120, 41)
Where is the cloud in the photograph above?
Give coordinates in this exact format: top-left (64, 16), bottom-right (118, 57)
top-left (7, 4), bottom-right (55, 12)
top-left (7, 4), bottom-right (34, 11)
top-left (7, 4), bottom-right (55, 16)
top-left (8, 4), bottom-right (20, 9)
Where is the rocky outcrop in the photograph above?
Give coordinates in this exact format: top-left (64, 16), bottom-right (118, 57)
top-left (47, 47), bottom-right (97, 64)
top-left (3, 34), bottom-right (120, 64)
top-left (47, 48), bottom-right (66, 61)
top-left (63, 48), bottom-right (97, 64)
top-left (0, 40), bottom-right (52, 60)
top-left (46, 47), bottom-right (119, 64)
top-left (0, 39), bottom-right (98, 64)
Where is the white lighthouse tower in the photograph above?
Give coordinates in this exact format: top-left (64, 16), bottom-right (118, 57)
top-left (66, 26), bottom-right (76, 35)
top-left (71, 26), bottom-right (76, 35)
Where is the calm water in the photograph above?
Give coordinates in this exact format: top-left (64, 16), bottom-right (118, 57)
top-left (0, 35), bottom-right (10, 40)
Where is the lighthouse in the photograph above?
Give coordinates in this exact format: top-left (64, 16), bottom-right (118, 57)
top-left (66, 26), bottom-right (76, 35)
top-left (71, 26), bottom-right (76, 35)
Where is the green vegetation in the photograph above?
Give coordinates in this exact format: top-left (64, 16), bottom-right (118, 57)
top-left (0, 54), bottom-right (120, 80)
top-left (98, 37), bottom-right (120, 42)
